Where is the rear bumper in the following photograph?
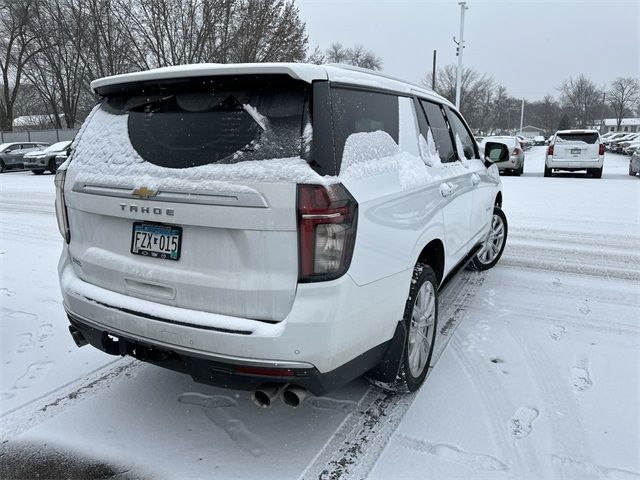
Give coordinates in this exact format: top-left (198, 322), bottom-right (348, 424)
top-left (546, 157), bottom-right (603, 170)
top-left (59, 250), bottom-right (408, 387)
top-left (66, 311), bottom-right (388, 395)
top-left (495, 157), bottom-right (522, 171)
top-left (23, 160), bottom-right (47, 169)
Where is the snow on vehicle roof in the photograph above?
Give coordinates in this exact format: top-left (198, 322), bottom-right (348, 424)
top-left (555, 129), bottom-right (599, 135)
top-left (90, 62), bottom-right (449, 106)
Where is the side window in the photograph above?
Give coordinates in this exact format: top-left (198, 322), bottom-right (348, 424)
top-left (446, 107), bottom-right (478, 160)
top-left (419, 100), bottom-right (456, 163)
top-left (331, 87), bottom-right (399, 168)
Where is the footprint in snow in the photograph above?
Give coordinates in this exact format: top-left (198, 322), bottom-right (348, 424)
top-left (36, 323), bottom-right (54, 342)
top-left (509, 406), bottom-right (539, 439)
top-left (395, 434), bottom-right (509, 471)
top-left (570, 359), bottom-right (593, 392)
top-left (0, 288), bottom-right (15, 297)
top-left (548, 325), bottom-right (567, 341)
top-left (13, 361), bottom-right (54, 389)
top-left (16, 333), bottom-right (34, 353)
top-left (178, 392), bottom-right (265, 457)
top-left (2, 309), bottom-right (38, 321)
top-left (552, 278), bottom-right (562, 287)
top-left (578, 303), bottom-right (591, 315)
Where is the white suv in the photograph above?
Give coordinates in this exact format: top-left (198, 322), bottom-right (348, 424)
top-left (56, 63), bottom-right (508, 403)
top-left (545, 129), bottom-right (605, 178)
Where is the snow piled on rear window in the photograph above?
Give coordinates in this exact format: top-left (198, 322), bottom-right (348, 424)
top-left (69, 108), bottom-right (335, 189)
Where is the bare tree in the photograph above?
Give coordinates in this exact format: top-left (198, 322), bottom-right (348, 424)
top-left (23, 0), bottom-right (89, 128)
top-left (305, 45), bottom-right (325, 64)
top-left (608, 77), bottom-right (640, 126)
top-left (423, 65), bottom-right (494, 128)
top-left (0, 0), bottom-right (43, 130)
top-left (325, 42), bottom-right (348, 63)
top-left (323, 42), bottom-right (382, 70)
top-left (526, 94), bottom-right (561, 136)
top-left (558, 74), bottom-right (603, 128)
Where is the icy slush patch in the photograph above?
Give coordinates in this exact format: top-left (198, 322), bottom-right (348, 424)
top-left (508, 406), bottom-right (539, 439)
top-left (396, 434), bottom-right (509, 472)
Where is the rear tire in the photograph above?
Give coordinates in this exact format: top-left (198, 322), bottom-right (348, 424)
top-left (371, 264), bottom-right (438, 393)
top-left (592, 167), bottom-right (603, 179)
top-left (48, 159), bottom-right (57, 174)
top-left (544, 166), bottom-right (551, 177)
top-left (467, 206), bottom-right (508, 271)
top-left (516, 163), bottom-right (524, 176)
top-left (0, 161), bottom-right (5, 173)
top-left (629, 164), bottom-right (635, 176)
top-left (32, 169), bottom-right (44, 175)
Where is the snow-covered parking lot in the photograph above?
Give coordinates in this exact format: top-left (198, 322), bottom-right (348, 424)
top-left (1, 147), bottom-right (639, 479)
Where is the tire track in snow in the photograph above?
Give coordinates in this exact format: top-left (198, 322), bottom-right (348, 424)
top-left (300, 271), bottom-right (486, 480)
top-left (0, 358), bottom-right (142, 442)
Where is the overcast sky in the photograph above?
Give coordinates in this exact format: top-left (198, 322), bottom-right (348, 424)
top-left (298, 0), bottom-right (639, 101)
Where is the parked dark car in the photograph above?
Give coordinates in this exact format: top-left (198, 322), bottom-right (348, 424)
top-left (23, 140), bottom-right (71, 174)
top-left (0, 142), bottom-right (50, 172)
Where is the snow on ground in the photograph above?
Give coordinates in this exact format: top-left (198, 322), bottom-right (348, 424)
top-left (1, 147), bottom-right (639, 479)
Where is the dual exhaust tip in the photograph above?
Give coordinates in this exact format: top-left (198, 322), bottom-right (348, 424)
top-left (252, 383), bottom-right (308, 408)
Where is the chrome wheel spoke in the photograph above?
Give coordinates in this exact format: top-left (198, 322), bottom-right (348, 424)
top-left (408, 281), bottom-right (435, 377)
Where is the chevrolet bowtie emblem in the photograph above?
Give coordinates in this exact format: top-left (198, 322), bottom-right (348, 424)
top-left (132, 186), bottom-right (157, 199)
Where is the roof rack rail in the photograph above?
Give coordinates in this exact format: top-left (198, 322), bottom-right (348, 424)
top-left (326, 63), bottom-right (434, 94)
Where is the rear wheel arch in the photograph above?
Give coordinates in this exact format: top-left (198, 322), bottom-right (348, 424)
top-left (416, 239), bottom-right (445, 287)
top-left (495, 191), bottom-right (503, 208)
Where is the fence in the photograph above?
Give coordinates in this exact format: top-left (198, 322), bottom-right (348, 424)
top-left (0, 128), bottom-right (79, 144)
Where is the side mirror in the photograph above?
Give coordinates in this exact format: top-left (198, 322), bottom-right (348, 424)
top-left (483, 142), bottom-right (510, 166)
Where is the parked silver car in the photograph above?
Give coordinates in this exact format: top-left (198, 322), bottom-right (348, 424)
top-left (481, 136), bottom-right (525, 175)
top-left (0, 142), bottom-right (50, 172)
top-left (23, 140), bottom-right (71, 174)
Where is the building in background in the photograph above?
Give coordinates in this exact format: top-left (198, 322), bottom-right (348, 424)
top-left (602, 118), bottom-right (640, 133)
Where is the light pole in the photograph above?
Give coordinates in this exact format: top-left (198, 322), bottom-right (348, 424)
top-left (519, 98), bottom-right (524, 135)
top-left (454, 1), bottom-right (468, 110)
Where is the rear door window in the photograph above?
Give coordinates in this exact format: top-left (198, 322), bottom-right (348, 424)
top-left (555, 132), bottom-right (599, 144)
top-left (101, 75), bottom-right (310, 169)
top-left (419, 100), bottom-right (456, 163)
top-left (331, 87), bottom-right (399, 169)
top-left (446, 107), bottom-right (478, 159)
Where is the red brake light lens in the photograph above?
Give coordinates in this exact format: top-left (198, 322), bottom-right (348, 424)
top-left (547, 145), bottom-right (554, 156)
top-left (512, 147), bottom-right (522, 155)
top-left (297, 184), bottom-right (358, 282)
top-left (598, 143), bottom-right (605, 155)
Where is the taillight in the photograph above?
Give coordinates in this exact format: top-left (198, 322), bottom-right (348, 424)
top-left (297, 183), bottom-right (357, 282)
top-left (512, 147), bottom-right (522, 156)
top-left (547, 145), bottom-right (554, 156)
top-left (54, 168), bottom-right (70, 243)
top-left (598, 143), bottom-right (605, 155)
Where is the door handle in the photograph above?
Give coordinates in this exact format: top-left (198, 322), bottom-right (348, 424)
top-left (471, 173), bottom-right (480, 186)
top-left (440, 182), bottom-right (455, 198)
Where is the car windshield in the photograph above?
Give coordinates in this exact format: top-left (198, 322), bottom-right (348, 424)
top-left (482, 137), bottom-right (517, 148)
top-left (0, 143), bottom-right (16, 152)
top-left (43, 141), bottom-right (71, 153)
top-left (101, 75), bottom-right (310, 169)
top-left (555, 133), bottom-right (598, 144)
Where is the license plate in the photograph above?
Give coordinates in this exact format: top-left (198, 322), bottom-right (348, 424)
top-left (131, 222), bottom-right (182, 261)
top-left (570, 148), bottom-right (582, 155)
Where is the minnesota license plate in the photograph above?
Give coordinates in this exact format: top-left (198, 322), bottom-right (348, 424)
top-left (131, 222), bottom-right (182, 261)
top-left (570, 148), bottom-right (582, 155)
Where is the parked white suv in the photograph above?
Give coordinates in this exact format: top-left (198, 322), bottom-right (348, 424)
top-left (56, 63), bottom-right (508, 403)
top-left (545, 129), bottom-right (605, 178)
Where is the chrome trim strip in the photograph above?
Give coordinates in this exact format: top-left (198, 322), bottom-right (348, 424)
top-left (72, 183), bottom-right (269, 208)
top-left (301, 213), bottom-right (342, 219)
top-left (66, 308), bottom-right (314, 370)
